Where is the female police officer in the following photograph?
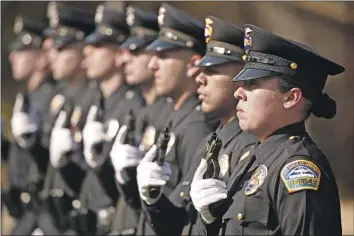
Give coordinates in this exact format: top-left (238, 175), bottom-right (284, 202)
top-left (190, 24), bottom-right (345, 236)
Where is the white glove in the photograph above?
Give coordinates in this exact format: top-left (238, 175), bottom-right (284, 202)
top-left (11, 112), bottom-right (37, 144)
top-left (110, 139), bottom-right (144, 184)
top-left (190, 159), bottom-right (228, 224)
top-left (137, 145), bottom-right (172, 205)
top-left (31, 228), bottom-right (44, 236)
top-left (50, 111), bottom-right (73, 168)
top-left (83, 121), bottom-right (106, 168)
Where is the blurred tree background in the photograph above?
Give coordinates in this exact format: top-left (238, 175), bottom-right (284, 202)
top-left (1, 1), bottom-right (353, 234)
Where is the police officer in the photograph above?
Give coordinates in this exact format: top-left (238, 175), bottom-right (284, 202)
top-left (108, 5), bottom-right (174, 235)
top-left (133, 16), bottom-right (258, 236)
top-left (134, 3), bottom-right (220, 236)
top-left (74, 4), bottom-right (144, 235)
top-left (36, 2), bottom-right (99, 234)
top-left (191, 24), bottom-right (344, 236)
top-left (5, 15), bottom-right (56, 235)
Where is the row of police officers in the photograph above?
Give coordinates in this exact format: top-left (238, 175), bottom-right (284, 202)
top-left (2, 1), bottom-right (345, 236)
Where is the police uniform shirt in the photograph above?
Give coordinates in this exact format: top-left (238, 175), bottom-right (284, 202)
top-left (202, 122), bottom-right (342, 236)
top-left (141, 117), bottom-right (256, 236)
top-left (135, 94), bottom-right (219, 236)
top-left (8, 76), bottom-right (57, 189)
top-left (77, 83), bottom-right (136, 214)
top-left (110, 96), bottom-right (173, 235)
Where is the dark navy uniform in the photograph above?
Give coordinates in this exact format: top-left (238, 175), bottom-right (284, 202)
top-left (105, 6), bottom-right (167, 235)
top-left (134, 4), bottom-right (219, 235)
top-left (140, 16), bottom-right (258, 236)
top-left (34, 3), bottom-right (99, 234)
top-left (72, 5), bottom-right (144, 235)
top-left (3, 16), bottom-right (58, 235)
top-left (201, 24), bottom-right (345, 236)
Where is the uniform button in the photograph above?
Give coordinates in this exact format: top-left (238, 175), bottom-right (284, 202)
top-left (237, 212), bottom-right (243, 220)
top-left (179, 192), bottom-right (184, 197)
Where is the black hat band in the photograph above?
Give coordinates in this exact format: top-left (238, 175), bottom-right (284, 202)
top-left (159, 27), bottom-right (202, 50)
top-left (131, 26), bottom-right (158, 38)
top-left (244, 51), bottom-right (297, 76)
top-left (207, 40), bottom-right (243, 60)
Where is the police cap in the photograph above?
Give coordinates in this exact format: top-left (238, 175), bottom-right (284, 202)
top-left (233, 24), bottom-right (345, 91)
top-left (84, 4), bottom-right (129, 46)
top-left (145, 3), bottom-right (205, 55)
top-left (197, 16), bottom-right (245, 67)
top-left (49, 2), bottom-right (95, 49)
top-left (10, 15), bottom-right (46, 51)
top-left (120, 6), bottom-right (159, 52)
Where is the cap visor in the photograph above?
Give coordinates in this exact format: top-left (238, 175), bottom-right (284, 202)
top-left (232, 68), bottom-right (275, 81)
top-left (52, 36), bottom-right (75, 49)
top-left (84, 31), bottom-right (105, 45)
top-left (145, 38), bottom-right (180, 52)
top-left (43, 27), bottom-right (56, 38)
top-left (120, 37), bottom-right (153, 51)
top-left (196, 55), bottom-right (235, 67)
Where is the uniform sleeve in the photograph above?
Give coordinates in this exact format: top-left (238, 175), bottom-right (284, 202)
top-left (144, 194), bottom-right (188, 236)
top-left (272, 157), bottom-right (342, 236)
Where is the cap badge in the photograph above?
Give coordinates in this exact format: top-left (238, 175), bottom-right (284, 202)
top-left (126, 7), bottom-right (135, 26)
top-left (14, 16), bottom-right (23, 34)
top-left (244, 27), bottom-right (253, 54)
top-left (95, 4), bottom-right (105, 24)
top-left (158, 7), bottom-right (166, 26)
top-left (205, 17), bottom-right (213, 44)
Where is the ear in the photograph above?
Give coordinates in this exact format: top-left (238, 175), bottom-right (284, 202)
top-left (115, 50), bottom-right (126, 69)
top-left (186, 54), bottom-right (202, 78)
top-left (283, 87), bottom-right (303, 109)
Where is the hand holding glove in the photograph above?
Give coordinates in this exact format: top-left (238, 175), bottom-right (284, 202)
top-left (136, 145), bottom-right (171, 205)
top-left (83, 121), bottom-right (106, 168)
top-left (190, 159), bottom-right (228, 224)
top-left (11, 112), bottom-right (38, 147)
top-left (50, 111), bottom-right (73, 168)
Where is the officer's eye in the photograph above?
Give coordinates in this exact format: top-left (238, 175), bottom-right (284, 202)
top-left (243, 79), bottom-right (259, 89)
top-left (203, 67), bottom-right (217, 75)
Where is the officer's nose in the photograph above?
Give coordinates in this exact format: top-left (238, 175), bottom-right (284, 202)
top-left (115, 50), bottom-right (127, 68)
top-left (148, 55), bottom-right (159, 72)
top-left (234, 83), bottom-right (246, 101)
top-left (195, 71), bottom-right (207, 86)
top-left (121, 49), bottom-right (131, 64)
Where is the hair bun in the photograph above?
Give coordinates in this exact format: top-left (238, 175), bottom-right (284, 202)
top-left (311, 93), bottom-right (336, 119)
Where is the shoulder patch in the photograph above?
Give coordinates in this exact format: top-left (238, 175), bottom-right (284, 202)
top-left (281, 159), bottom-right (321, 194)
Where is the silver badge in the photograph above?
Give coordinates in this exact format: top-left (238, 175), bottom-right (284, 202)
top-left (218, 154), bottom-right (229, 178)
top-left (244, 165), bottom-right (268, 196)
top-left (50, 94), bottom-right (65, 115)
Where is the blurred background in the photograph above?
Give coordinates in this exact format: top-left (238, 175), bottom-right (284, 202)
top-left (1, 1), bottom-right (353, 234)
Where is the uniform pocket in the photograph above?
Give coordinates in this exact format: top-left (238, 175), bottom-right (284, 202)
top-left (241, 197), bottom-right (270, 235)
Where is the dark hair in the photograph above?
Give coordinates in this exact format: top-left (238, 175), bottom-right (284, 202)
top-left (277, 75), bottom-right (336, 119)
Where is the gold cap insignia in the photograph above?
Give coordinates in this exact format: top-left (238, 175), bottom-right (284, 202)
top-left (204, 17), bottom-right (214, 44)
top-left (95, 4), bottom-right (105, 24)
top-left (14, 16), bottom-right (23, 34)
top-left (244, 27), bottom-right (253, 54)
top-left (126, 6), bottom-right (135, 26)
top-left (158, 7), bottom-right (166, 26)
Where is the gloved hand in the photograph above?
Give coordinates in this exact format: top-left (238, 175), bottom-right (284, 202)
top-left (110, 137), bottom-right (144, 184)
top-left (190, 159), bottom-right (228, 224)
top-left (11, 112), bottom-right (37, 146)
top-left (50, 111), bottom-right (73, 168)
top-left (137, 145), bottom-right (171, 205)
top-left (83, 121), bottom-right (106, 168)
